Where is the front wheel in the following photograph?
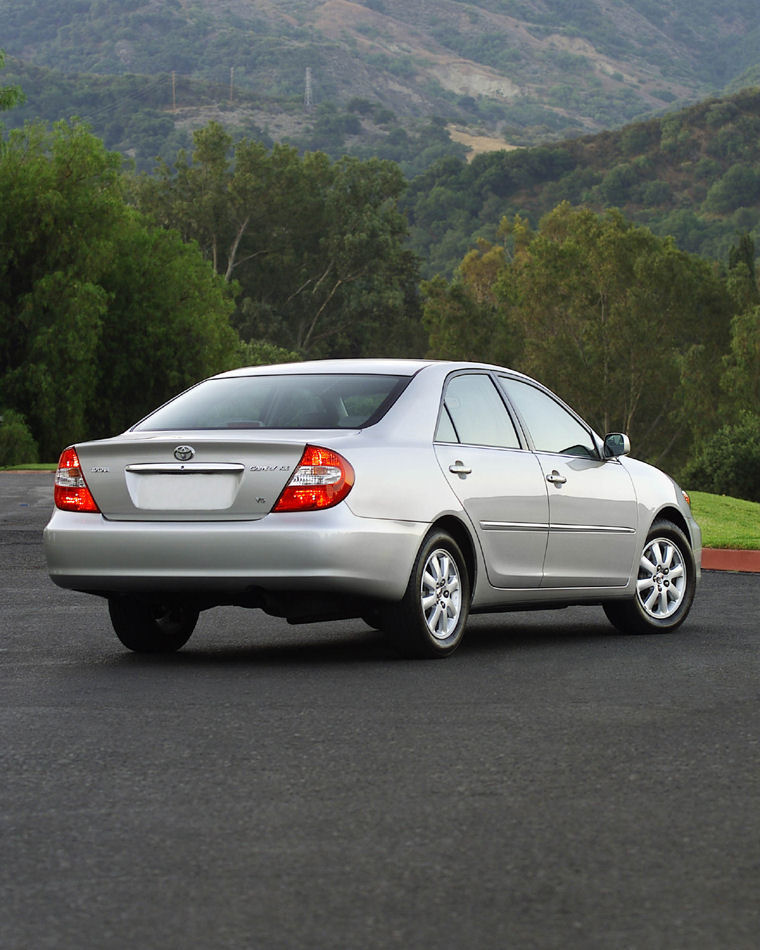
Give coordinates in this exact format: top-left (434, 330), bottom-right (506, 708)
top-left (385, 531), bottom-right (470, 659)
top-left (108, 596), bottom-right (199, 653)
top-left (603, 520), bottom-right (696, 635)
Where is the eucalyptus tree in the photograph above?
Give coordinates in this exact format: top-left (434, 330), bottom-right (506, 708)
top-left (135, 123), bottom-right (424, 359)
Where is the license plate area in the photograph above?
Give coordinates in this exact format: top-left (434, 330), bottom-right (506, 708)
top-left (125, 463), bottom-right (244, 511)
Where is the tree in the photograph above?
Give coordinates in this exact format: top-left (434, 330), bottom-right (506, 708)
top-left (0, 120), bottom-right (237, 460)
top-left (493, 204), bottom-right (734, 463)
top-left (721, 306), bottom-right (760, 413)
top-left (704, 164), bottom-right (760, 214)
top-left (422, 238), bottom-right (519, 366)
top-left (135, 124), bottom-right (425, 359)
top-left (726, 232), bottom-right (759, 312)
top-left (0, 50), bottom-right (23, 114)
top-left (89, 220), bottom-right (238, 438)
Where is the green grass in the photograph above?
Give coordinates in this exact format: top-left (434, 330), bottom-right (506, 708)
top-left (689, 491), bottom-right (760, 550)
top-left (0, 463), bottom-right (57, 471)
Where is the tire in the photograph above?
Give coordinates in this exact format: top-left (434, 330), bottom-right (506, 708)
top-left (385, 531), bottom-right (470, 659)
top-left (108, 596), bottom-right (199, 653)
top-left (603, 520), bottom-right (696, 635)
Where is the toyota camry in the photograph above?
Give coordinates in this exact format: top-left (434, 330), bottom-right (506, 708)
top-left (44, 359), bottom-right (701, 658)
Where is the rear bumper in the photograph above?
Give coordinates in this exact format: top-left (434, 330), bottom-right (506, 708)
top-left (44, 505), bottom-right (425, 602)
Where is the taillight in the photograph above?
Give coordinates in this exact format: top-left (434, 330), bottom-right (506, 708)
top-left (273, 445), bottom-right (354, 512)
top-left (54, 447), bottom-right (100, 513)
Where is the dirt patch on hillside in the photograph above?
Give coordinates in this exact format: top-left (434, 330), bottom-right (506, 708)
top-left (430, 61), bottom-right (520, 100)
top-left (313, 0), bottom-right (522, 101)
top-left (447, 126), bottom-right (521, 160)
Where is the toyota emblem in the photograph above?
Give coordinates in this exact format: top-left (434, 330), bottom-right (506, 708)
top-left (174, 445), bottom-right (195, 462)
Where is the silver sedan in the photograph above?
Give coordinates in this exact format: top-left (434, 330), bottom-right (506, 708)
top-left (44, 359), bottom-right (701, 657)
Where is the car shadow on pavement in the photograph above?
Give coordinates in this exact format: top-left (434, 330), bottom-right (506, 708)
top-left (101, 610), bottom-right (645, 667)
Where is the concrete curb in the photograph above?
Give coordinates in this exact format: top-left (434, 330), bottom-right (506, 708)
top-left (702, 548), bottom-right (760, 573)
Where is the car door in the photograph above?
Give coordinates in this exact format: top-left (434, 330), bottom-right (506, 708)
top-left (498, 376), bottom-right (638, 589)
top-left (434, 372), bottom-right (549, 589)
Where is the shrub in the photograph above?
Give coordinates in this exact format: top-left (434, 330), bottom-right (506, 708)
top-left (0, 409), bottom-right (40, 467)
top-left (641, 180), bottom-right (672, 205)
top-left (703, 163), bottom-right (760, 213)
top-left (682, 412), bottom-right (760, 502)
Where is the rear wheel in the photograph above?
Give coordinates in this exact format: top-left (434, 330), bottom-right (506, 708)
top-left (385, 531), bottom-right (470, 659)
top-left (108, 596), bottom-right (199, 653)
top-left (603, 520), bottom-right (696, 635)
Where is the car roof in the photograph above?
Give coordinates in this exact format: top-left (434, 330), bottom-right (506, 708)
top-left (215, 359), bottom-right (435, 378)
top-left (213, 358), bottom-right (529, 380)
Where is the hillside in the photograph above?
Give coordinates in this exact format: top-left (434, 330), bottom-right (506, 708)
top-left (2, 0), bottom-right (760, 169)
top-left (3, 3), bottom-right (760, 280)
top-left (402, 87), bottom-right (760, 275)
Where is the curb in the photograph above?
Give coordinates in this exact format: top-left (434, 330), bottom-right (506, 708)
top-left (702, 548), bottom-right (760, 573)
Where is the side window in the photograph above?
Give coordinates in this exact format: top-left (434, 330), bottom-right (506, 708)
top-left (499, 377), bottom-right (597, 458)
top-left (435, 406), bottom-right (458, 443)
top-left (437, 374), bottom-right (521, 448)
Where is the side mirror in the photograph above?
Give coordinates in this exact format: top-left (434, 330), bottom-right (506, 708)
top-left (603, 432), bottom-right (631, 458)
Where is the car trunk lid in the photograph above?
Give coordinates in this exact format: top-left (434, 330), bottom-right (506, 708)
top-left (75, 436), bottom-right (307, 521)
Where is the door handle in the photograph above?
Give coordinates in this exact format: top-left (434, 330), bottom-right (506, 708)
top-left (546, 470), bottom-right (567, 485)
top-left (449, 461), bottom-right (472, 477)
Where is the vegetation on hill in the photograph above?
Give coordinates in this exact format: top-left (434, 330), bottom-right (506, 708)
top-left (404, 88), bottom-right (760, 276)
top-left (0, 57), bottom-right (472, 174)
top-left (1, 48), bottom-right (758, 505)
top-left (2, 0), bottom-right (760, 166)
top-left (8, 59), bottom-right (760, 270)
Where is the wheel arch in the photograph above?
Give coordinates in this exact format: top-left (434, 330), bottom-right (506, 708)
top-left (649, 505), bottom-right (690, 542)
top-left (427, 514), bottom-right (478, 604)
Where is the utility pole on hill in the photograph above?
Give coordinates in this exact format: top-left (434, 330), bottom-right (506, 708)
top-left (304, 67), bottom-right (313, 111)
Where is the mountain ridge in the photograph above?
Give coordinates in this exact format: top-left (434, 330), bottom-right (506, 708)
top-left (2, 0), bottom-right (759, 147)
top-left (3, 0), bottom-right (760, 276)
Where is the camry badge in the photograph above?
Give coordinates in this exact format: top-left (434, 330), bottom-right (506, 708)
top-left (174, 445), bottom-right (195, 462)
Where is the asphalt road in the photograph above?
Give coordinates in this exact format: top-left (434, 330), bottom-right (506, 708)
top-left (2, 473), bottom-right (759, 950)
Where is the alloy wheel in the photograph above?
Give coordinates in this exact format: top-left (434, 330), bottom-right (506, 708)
top-left (636, 537), bottom-right (687, 620)
top-left (420, 547), bottom-right (462, 640)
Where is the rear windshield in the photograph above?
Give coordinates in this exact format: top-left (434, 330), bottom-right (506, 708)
top-left (133, 373), bottom-right (410, 431)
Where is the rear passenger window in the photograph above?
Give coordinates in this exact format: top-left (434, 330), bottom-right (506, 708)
top-left (436, 374), bottom-right (521, 448)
